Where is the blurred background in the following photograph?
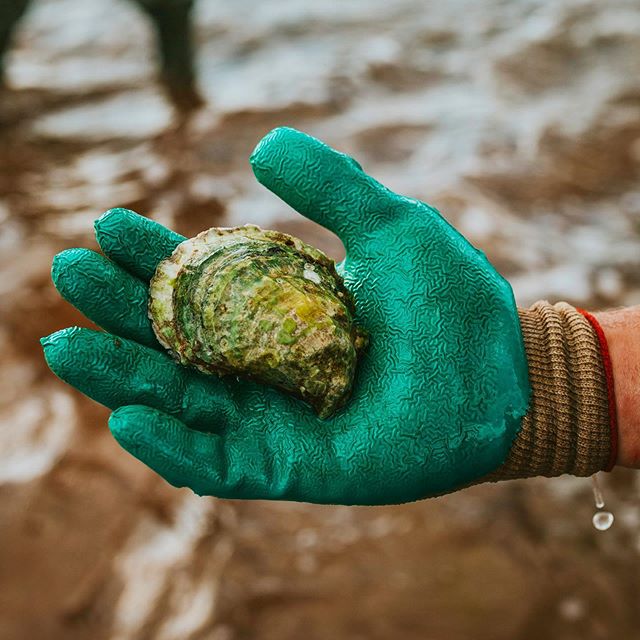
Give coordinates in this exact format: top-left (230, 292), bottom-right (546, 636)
top-left (1, 0), bottom-right (640, 638)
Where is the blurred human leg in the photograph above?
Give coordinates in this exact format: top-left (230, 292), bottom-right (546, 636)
top-left (0, 0), bottom-right (31, 87)
top-left (133, 0), bottom-right (204, 111)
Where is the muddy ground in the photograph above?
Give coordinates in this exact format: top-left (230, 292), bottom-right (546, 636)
top-left (1, 1), bottom-right (640, 638)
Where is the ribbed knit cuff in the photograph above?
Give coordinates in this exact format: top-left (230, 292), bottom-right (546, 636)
top-left (487, 300), bottom-right (615, 481)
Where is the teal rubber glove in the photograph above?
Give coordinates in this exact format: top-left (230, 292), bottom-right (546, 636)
top-left (41, 127), bottom-right (530, 505)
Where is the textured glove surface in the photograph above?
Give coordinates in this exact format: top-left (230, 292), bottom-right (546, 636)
top-left (42, 127), bottom-right (529, 504)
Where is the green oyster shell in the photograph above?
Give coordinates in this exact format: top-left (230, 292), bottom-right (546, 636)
top-left (149, 225), bottom-right (367, 419)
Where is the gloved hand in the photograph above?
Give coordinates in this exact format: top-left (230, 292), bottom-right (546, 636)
top-left (41, 127), bottom-right (531, 505)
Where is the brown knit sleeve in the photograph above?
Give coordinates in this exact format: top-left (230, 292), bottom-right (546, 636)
top-left (486, 300), bottom-right (614, 481)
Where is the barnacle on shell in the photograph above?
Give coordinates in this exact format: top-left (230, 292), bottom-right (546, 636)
top-left (149, 225), bottom-right (368, 418)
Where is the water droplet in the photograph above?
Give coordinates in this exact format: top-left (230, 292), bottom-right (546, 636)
top-left (591, 473), bottom-right (605, 509)
top-left (590, 474), bottom-right (614, 530)
top-left (592, 511), bottom-right (614, 531)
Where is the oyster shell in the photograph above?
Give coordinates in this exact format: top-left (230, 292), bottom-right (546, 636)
top-left (149, 225), bottom-right (367, 418)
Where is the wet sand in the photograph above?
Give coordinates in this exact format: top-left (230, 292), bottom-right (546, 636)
top-left (1, 1), bottom-right (640, 638)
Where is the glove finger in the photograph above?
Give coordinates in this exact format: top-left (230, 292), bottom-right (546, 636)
top-left (109, 404), bottom-right (312, 500)
top-left (109, 405), bottom-right (229, 497)
top-left (52, 248), bottom-right (159, 350)
top-left (249, 127), bottom-right (411, 251)
top-left (94, 208), bottom-right (185, 282)
top-left (41, 327), bottom-right (232, 429)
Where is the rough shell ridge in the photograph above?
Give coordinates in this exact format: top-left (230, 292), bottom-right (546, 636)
top-left (149, 225), bottom-right (367, 418)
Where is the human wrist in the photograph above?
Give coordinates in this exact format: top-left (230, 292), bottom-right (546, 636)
top-left (592, 305), bottom-right (640, 468)
top-left (487, 300), bottom-right (613, 481)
